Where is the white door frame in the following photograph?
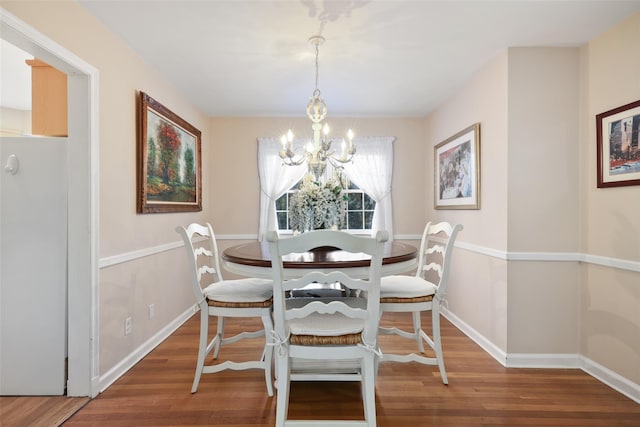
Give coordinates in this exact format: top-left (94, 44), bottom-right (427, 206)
top-left (1, 8), bottom-right (100, 397)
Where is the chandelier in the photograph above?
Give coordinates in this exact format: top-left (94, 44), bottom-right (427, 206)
top-left (279, 35), bottom-right (356, 181)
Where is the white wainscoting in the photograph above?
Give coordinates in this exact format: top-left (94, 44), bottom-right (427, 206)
top-left (98, 235), bottom-right (640, 403)
top-left (98, 305), bottom-right (198, 392)
top-left (442, 307), bottom-right (640, 404)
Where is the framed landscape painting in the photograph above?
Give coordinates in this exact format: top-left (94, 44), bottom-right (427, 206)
top-left (137, 92), bottom-right (202, 213)
top-left (434, 123), bottom-right (480, 210)
top-left (596, 99), bottom-right (640, 188)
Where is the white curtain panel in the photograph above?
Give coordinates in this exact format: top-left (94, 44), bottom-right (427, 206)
top-left (258, 136), bottom-right (395, 241)
top-left (342, 136), bottom-right (395, 241)
top-left (257, 137), bottom-right (305, 241)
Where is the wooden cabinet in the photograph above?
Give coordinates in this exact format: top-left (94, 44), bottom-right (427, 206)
top-left (26, 59), bottom-right (67, 137)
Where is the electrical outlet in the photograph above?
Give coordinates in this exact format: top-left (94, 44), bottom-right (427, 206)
top-left (148, 304), bottom-right (155, 319)
top-left (124, 317), bottom-right (132, 335)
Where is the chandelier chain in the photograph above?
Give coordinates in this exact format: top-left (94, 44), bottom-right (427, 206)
top-left (314, 41), bottom-right (320, 96)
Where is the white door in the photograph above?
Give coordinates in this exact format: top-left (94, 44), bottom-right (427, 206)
top-left (1, 137), bottom-right (67, 395)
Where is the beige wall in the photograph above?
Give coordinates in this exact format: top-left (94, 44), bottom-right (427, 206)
top-left (507, 47), bottom-right (581, 253)
top-left (424, 50), bottom-right (510, 350)
top-left (423, 15), bottom-right (639, 390)
top-left (3, 1), bottom-right (213, 255)
top-left (581, 13), bottom-right (640, 384)
top-left (506, 47), bottom-right (582, 354)
top-left (3, 2), bottom-right (638, 395)
top-left (0, 107), bottom-right (31, 136)
top-left (425, 51), bottom-right (510, 250)
top-left (3, 1), bottom-right (211, 379)
top-left (507, 261), bottom-right (581, 353)
top-left (209, 117), bottom-right (427, 236)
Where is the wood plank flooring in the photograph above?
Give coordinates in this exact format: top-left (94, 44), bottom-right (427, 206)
top-left (0, 396), bottom-right (88, 427)
top-left (10, 312), bottom-right (639, 426)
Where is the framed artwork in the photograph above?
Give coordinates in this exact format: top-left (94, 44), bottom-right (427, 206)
top-left (596, 100), bottom-right (640, 188)
top-left (137, 91), bottom-right (202, 213)
top-left (434, 123), bottom-right (480, 210)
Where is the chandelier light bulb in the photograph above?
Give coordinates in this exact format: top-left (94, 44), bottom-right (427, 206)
top-left (305, 142), bottom-right (315, 153)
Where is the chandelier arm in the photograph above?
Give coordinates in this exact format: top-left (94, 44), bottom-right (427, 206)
top-left (281, 157), bottom-right (306, 166)
top-left (279, 151), bottom-right (307, 166)
top-left (328, 153), bottom-right (355, 165)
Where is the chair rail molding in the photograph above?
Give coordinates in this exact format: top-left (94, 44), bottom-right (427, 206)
top-left (99, 236), bottom-right (640, 274)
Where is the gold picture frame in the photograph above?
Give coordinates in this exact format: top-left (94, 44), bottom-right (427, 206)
top-left (137, 91), bottom-right (202, 213)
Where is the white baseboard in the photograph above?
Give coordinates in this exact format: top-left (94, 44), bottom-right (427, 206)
top-left (442, 307), bottom-right (640, 404)
top-left (581, 355), bottom-right (640, 404)
top-left (441, 307), bottom-right (507, 366)
top-left (506, 353), bottom-right (581, 369)
top-left (98, 304), bottom-right (198, 393)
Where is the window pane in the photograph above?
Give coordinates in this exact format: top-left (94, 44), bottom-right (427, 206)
top-left (348, 211), bottom-right (363, 229)
top-left (363, 194), bottom-right (375, 210)
top-left (364, 211), bottom-right (374, 229)
top-left (275, 194), bottom-right (287, 210)
top-left (348, 193), bottom-right (363, 210)
top-left (277, 212), bottom-right (288, 230)
top-left (274, 178), bottom-right (378, 232)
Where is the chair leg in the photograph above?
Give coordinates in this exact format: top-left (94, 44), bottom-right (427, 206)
top-left (261, 313), bottom-right (274, 397)
top-left (432, 307), bottom-right (448, 385)
top-left (213, 316), bottom-right (225, 359)
top-left (191, 305), bottom-right (209, 393)
top-left (275, 353), bottom-right (290, 427)
top-left (362, 354), bottom-right (377, 427)
top-left (373, 350), bottom-right (380, 384)
top-left (412, 311), bottom-right (425, 353)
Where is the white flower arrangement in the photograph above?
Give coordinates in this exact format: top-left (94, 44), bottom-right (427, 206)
top-left (289, 174), bottom-right (347, 232)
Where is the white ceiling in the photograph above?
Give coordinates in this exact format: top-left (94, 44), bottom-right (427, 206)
top-left (6, 1), bottom-right (640, 117)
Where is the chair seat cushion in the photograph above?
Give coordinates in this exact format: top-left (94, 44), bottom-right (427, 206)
top-left (289, 313), bottom-right (365, 337)
top-left (380, 275), bottom-right (437, 299)
top-left (290, 332), bottom-right (362, 345)
top-left (203, 278), bottom-right (273, 303)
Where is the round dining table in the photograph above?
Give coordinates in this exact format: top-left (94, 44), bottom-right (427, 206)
top-left (221, 240), bottom-right (418, 279)
top-left (222, 239), bottom-right (418, 378)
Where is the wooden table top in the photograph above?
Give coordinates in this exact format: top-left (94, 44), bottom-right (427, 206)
top-left (222, 241), bottom-right (417, 269)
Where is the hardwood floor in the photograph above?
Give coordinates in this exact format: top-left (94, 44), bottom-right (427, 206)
top-left (0, 396), bottom-right (88, 427)
top-left (29, 312), bottom-right (640, 426)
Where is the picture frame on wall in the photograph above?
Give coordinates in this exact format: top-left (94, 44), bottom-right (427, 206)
top-left (137, 91), bottom-right (202, 213)
top-left (434, 123), bottom-right (480, 210)
top-left (596, 99), bottom-right (640, 188)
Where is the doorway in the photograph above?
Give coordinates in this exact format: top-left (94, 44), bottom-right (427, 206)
top-left (1, 137), bottom-right (68, 394)
top-left (0, 8), bottom-right (99, 397)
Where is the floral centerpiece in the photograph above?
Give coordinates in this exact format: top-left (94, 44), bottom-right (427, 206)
top-left (289, 173), bottom-right (347, 233)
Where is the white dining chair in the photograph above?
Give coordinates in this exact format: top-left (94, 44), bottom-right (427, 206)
top-left (176, 222), bottom-right (274, 396)
top-left (378, 221), bottom-right (463, 384)
top-left (266, 229), bottom-right (388, 427)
